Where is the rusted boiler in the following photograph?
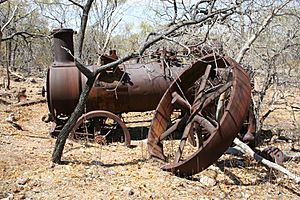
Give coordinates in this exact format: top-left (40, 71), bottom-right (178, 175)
top-left (45, 29), bottom-right (184, 143)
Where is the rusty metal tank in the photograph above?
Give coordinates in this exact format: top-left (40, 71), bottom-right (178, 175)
top-left (46, 28), bottom-right (184, 120)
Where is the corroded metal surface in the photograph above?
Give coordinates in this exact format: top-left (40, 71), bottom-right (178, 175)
top-left (84, 63), bottom-right (182, 114)
top-left (147, 55), bottom-right (252, 176)
top-left (46, 28), bottom-right (184, 142)
top-left (260, 146), bottom-right (284, 165)
top-left (47, 29), bottom-right (81, 116)
top-left (47, 29), bottom-right (184, 118)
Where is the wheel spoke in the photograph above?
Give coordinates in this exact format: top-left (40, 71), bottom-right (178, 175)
top-left (201, 81), bottom-right (232, 110)
top-left (188, 81), bottom-right (232, 123)
top-left (192, 65), bottom-right (212, 110)
top-left (171, 92), bottom-right (191, 112)
top-left (159, 114), bottom-right (189, 141)
top-left (174, 121), bottom-right (193, 163)
top-left (193, 115), bottom-right (217, 135)
top-left (103, 122), bottom-right (118, 137)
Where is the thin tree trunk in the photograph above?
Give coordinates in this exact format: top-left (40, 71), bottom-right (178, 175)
top-left (77, 0), bottom-right (94, 59)
top-left (52, 77), bottom-right (95, 163)
top-left (0, 30), bottom-right (2, 49)
top-left (5, 41), bottom-right (11, 89)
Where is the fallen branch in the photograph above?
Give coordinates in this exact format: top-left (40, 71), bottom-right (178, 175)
top-left (10, 71), bottom-right (26, 81)
top-left (226, 146), bottom-right (300, 161)
top-left (14, 99), bottom-right (46, 107)
top-left (7, 121), bottom-right (23, 130)
top-left (233, 138), bottom-right (300, 184)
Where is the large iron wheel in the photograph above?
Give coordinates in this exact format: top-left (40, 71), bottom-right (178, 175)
top-left (71, 110), bottom-right (131, 147)
top-left (148, 55), bottom-right (251, 176)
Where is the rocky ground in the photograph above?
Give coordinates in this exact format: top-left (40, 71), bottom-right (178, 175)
top-left (0, 78), bottom-right (299, 199)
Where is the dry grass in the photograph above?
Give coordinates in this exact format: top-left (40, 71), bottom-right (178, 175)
top-left (0, 78), bottom-right (299, 199)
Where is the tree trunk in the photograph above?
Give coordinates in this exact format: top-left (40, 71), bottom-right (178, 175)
top-left (0, 30), bottom-right (2, 49)
top-left (76, 0), bottom-right (94, 59)
top-left (52, 77), bottom-right (95, 163)
top-left (5, 41), bottom-right (11, 89)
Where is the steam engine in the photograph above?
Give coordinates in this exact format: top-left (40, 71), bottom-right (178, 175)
top-left (45, 29), bottom-right (184, 135)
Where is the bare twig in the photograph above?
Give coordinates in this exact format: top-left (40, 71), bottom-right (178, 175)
top-left (100, 18), bottom-right (122, 54)
top-left (139, 6), bottom-right (236, 56)
top-left (1, 6), bottom-right (18, 32)
top-left (162, 36), bottom-right (191, 55)
top-left (1, 31), bottom-right (48, 42)
top-left (15, 99), bottom-right (46, 107)
top-left (66, 0), bottom-right (84, 9)
top-left (61, 46), bottom-right (94, 78)
top-left (235, 0), bottom-right (293, 63)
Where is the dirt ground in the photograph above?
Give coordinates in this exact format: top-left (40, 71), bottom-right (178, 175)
top-left (0, 78), bottom-right (299, 199)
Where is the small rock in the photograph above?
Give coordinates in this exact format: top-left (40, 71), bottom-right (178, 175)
top-left (105, 170), bottom-right (117, 175)
top-left (29, 180), bottom-right (39, 187)
top-left (16, 178), bottom-right (29, 185)
top-left (12, 185), bottom-right (23, 193)
top-left (6, 113), bottom-right (16, 122)
top-left (29, 78), bottom-right (37, 83)
top-left (42, 113), bottom-right (53, 123)
top-left (199, 176), bottom-right (217, 187)
top-left (91, 160), bottom-right (104, 166)
top-left (123, 187), bottom-right (134, 195)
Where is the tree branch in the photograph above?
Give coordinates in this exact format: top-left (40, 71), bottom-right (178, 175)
top-left (162, 35), bottom-right (191, 55)
top-left (62, 46), bottom-right (94, 79)
top-left (76, 0), bottom-right (94, 58)
top-left (235, 0), bottom-right (293, 63)
top-left (233, 138), bottom-right (300, 184)
top-left (139, 7), bottom-right (236, 55)
top-left (66, 0), bottom-right (84, 9)
top-left (1, 31), bottom-right (48, 41)
top-left (1, 5), bottom-right (17, 32)
top-left (0, 0), bottom-right (8, 4)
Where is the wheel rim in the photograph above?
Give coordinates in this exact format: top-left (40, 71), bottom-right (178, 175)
top-left (71, 110), bottom-right (131, 147)
top-left (148, 55), bottom-right (251, 176)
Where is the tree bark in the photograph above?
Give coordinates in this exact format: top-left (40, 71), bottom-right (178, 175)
top-left (0, 30), bottom-right (2, 50)
top-left (76, 0), bottom-right (94, 59)
top-left (52, 76), bottom-right (95, 163)
top-left (5, 41), bottom-right (11, 89)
